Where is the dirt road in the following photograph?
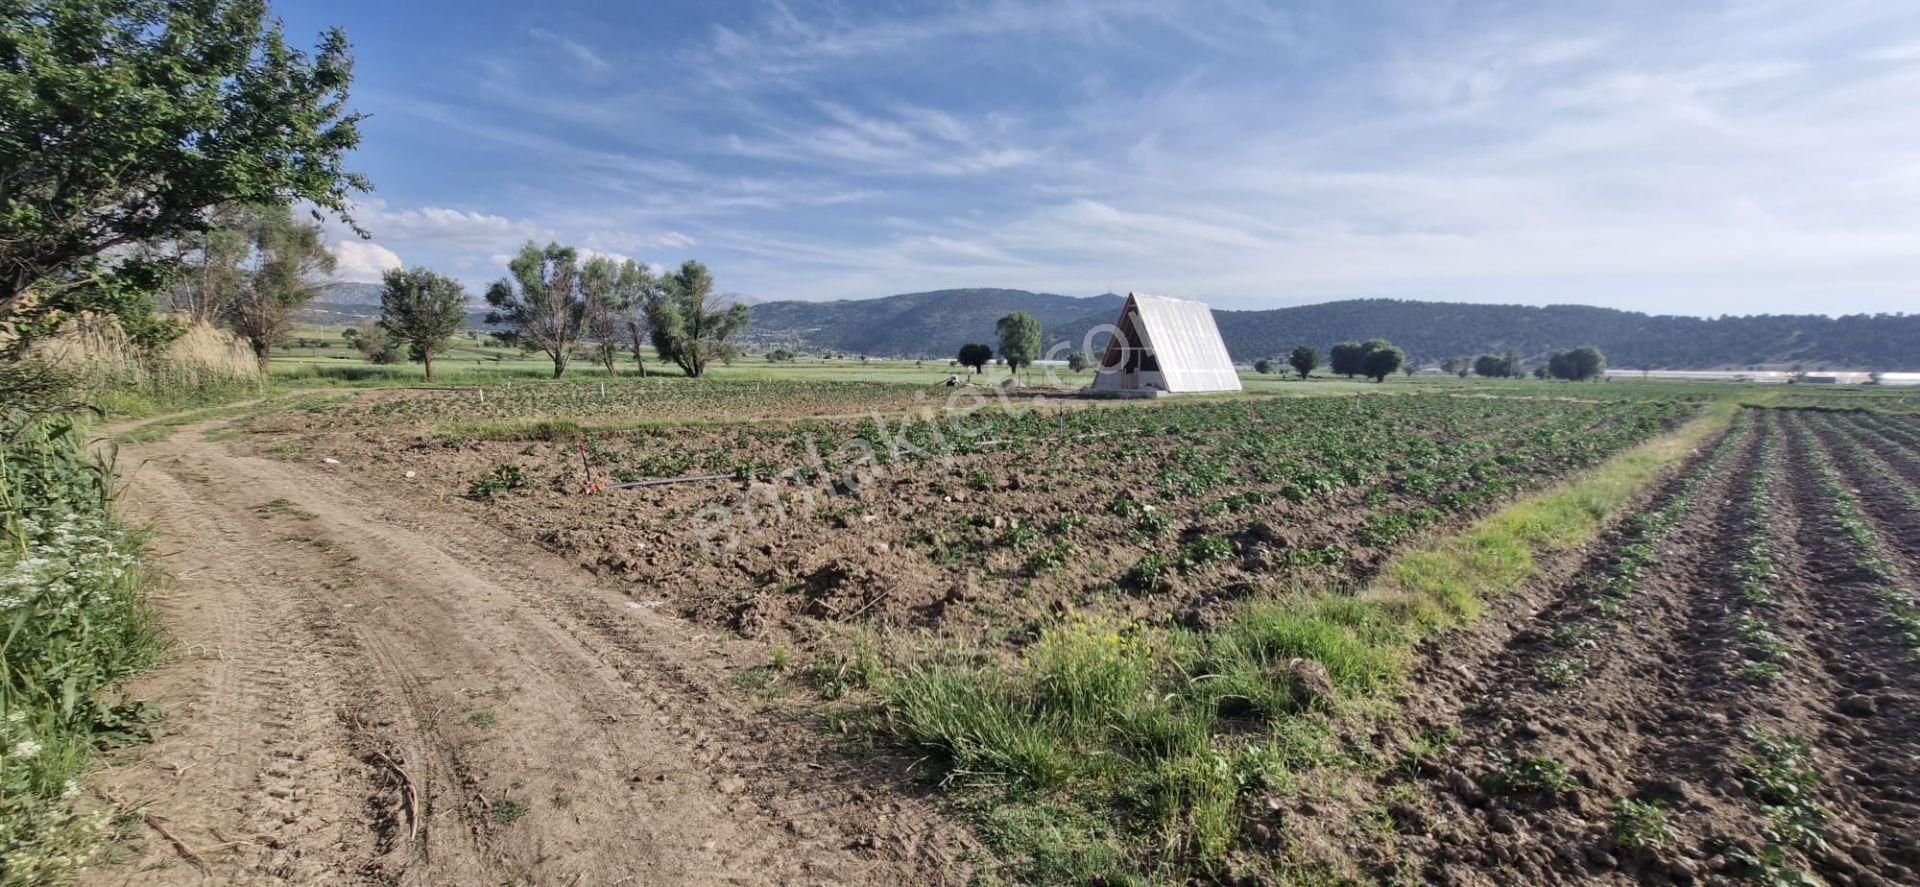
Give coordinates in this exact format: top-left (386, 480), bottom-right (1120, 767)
top-left (81, 423), bottom-right (967, 886)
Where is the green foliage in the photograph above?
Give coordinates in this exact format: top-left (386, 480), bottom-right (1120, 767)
top-left (1288, 344), bottom-right (1319, 379)
top-left (957, 342), bottom-right (993, 373)
top-left (995, 311), bottom-right (1042, 374)
top-left (222, 206), bottom-right (336, 368)
top-left (1, 258), bottom-right (182, 358)
top-left (1609, 797), bottom-right (1677, 850)
top-left (486, 242), bottom-right (587, 379)
top-left (377, 267), bottom-right (468, 380)
top-left (1329, 341), bottom-right (1365, 378)
top-left (1484, 750), bottom-right (1576, 794)
top-left (0, 0), bottom-right (367, 315)
top-left (1361, 342), bottom-right (1405, 383)
top-left (580, 255), bottom-right (657, 376)
top-left (1067, 351), bottom-right (1091, 372)
top-left (467, 462), bottom-right (527, 499)
top-left (647, 260), bottom-right (747, 379)
top-left (1546, 346), bottom-right (1608, 381)
top-left (1, 418), bottom-right (161, 882)
top-left (1474, 353), bottom-right (1519, 378)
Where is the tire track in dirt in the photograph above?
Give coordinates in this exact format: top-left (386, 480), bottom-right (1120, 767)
top-left (1766, 410), bottom-right (1920, 883)
top-left (81, 425), bottom-right (970, 886)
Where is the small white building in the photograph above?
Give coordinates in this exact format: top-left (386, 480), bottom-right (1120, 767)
top-left (1089, 293), bottom-right (1242, 395)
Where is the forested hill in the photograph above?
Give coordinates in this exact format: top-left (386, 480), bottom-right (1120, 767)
top-left (742, 288), bottom-right (1126, 357)
top-left (743, 292), bottom-right (1919, 370)
top-left (306, 283), bottom-right (1917, 370)
top-left (1209, 299), bottom-right (1920, 370)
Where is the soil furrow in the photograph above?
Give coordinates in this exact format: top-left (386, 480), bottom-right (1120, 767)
top-left (1370, 419), bottom-right (1756, 883)
top-left (1764, 410), bottom-right (1920, 882)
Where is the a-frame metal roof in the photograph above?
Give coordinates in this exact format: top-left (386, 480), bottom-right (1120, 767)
top-left (1099, 293), bottom-right (1241, 392)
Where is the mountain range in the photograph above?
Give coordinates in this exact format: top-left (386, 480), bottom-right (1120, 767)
top-left (304, 283), bottom-right (1920, 370)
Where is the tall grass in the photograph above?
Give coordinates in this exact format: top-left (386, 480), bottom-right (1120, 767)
top-left (19, 318), bottom-right (263, 418)
top-left (0, 418), bottom-right (161, 884)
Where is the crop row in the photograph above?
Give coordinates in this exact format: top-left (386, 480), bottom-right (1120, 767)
top-left (1793, 413), bottom-right (1920, 656)
top-left (581, 393), bottom-right (1693, 491)
top-left (1785, 413), bottom-right (1918, 659)
top-left (1727, 415), bottom-right (1794, 684)
top-left (1533, 411), bottom-right (1751, 682)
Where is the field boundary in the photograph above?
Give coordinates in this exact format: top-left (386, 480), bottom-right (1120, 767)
top-left (1365, 398), bottom-right (1742, 628)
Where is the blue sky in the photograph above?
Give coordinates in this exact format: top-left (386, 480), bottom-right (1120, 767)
top-left (282, 0), bottom-right (1920, 315)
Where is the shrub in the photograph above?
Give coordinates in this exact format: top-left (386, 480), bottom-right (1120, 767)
top-left (468, 462), bottom-right (527, 499)
top-left (1, 419), bottom-right (161, 881)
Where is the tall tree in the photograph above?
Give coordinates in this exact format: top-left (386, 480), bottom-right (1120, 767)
top-left (957, 342), bottom-right (992, 374)
top-left (167, 205), bottom-right (253, 325)
top-left (376, 267), bottom-right (466, 380)
top-left (581, 256), bottom-right (660, 377)
top-left (1329, 342), bottom-right (1365, 378)
top-left (225, 207), bottom-right (334, 371)
top-left (995, 311), bottom-right (1041, 376)
top-left (0, 0), bottom-right (368, 321)
top-left (1289, 345), bottom-right (1320, 380)
top-left (485, 242), bottom-right (586, 379)
top-left (646, 260), bottom-right (747, 378)
top-left (1362, 343), bottom-right (1405, 382)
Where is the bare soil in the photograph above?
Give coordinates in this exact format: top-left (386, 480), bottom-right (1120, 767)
top-left (1343, 410), bottom-right (1920, 886)
top-left (80, 422), bottom-right (971, 886)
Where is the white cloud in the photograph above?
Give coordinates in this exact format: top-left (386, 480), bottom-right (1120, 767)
top-left (329, 240), bottom-right (402, 283)
top-left (530, 27), bottom-right (611, 77)
top-left (723, 101), bottom-right (1043, 176)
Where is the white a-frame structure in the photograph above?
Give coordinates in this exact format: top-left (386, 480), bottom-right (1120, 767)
top-left (1089, 293), bottom-right (1241, 394)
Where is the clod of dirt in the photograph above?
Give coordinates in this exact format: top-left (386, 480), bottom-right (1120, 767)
top-left (1272, 657), bottom-right (1336, 710)
top-left (1838, 694), bottom-right (1879, 717)
top-left (1446, 769), bottom-right (1489, 807)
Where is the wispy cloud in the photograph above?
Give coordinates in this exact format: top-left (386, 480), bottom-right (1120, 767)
top-left (529, 27), bottom-right (611, 78)
top-left (326, 0), bottom-right (1920, 313)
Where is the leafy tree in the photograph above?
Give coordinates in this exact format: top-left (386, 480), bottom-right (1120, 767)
top-left (225, 207), bottom-right (334, 371)
top-left (1067, 351), bottom-right (1091, 372)
top-left (995, 311), bottom-right (1041, 375)
top-left (1546, 345), bottom-right (1607, 381)
top-left (1289, 345), bottom-right (1320, 380)
top-left (1473, 354), bottom-right (1512, 378)
top-left (376, 267), bottom-right (466, 380)
top-left (1329, 342), bottom-right (1364, 378)
top-left (1566, 345), bottom-right (1606, 381)
top-left (957, 342), bottom-right (992, 373)
top-left (1252, 358), bottom-right (1274, 374)
top-left (1402, 361), bottom-right (1419, 378)
top-left (0, 0), bottom-right (368, 326)
top-left (1362, 343), bottom-right (1405, 382)
top-left (166, 206), bottom-right (253, 325)
top-left (766, 348), bottom-right (795, 362)
top-left (647, 260), bottom-right (747, 378)
top-left (1442, 356), bottom-right (1473, 378)
top-left (350, 320), bottom-right (402, 364)
top-left (485, 242), bottom-right (586, 379)
top-left (581, 256), bottom-right (657, 377)
top-left (3, 255), bottom-right (182, 357)
top-left (1503, 348), bottom-right (1525, 380)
